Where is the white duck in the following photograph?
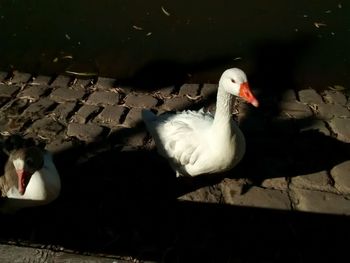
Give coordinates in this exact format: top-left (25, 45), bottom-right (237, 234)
top-left (142, 68), bottom-right (258, 177)
top-left (0, 147), bottom-right (61, 213)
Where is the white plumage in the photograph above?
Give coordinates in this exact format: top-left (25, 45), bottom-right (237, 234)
top-left (142, 68), bottom-right (258, 177)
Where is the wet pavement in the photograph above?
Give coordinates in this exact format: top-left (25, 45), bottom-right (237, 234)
top-left (0, 71), bottom-right (349, 262)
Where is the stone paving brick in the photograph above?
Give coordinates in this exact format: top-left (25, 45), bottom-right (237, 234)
top-left (52, 102), bottom-right (76, 121)
top-left (178, 83), bottom-right (200, 97)
top-left (27, 117), bottom-right (64, 140)
top-left (2, 99), bottom-right (29, 117)
top-left (201, 83), bottom-right (218, 98)
top-left (156, 86), bottom-right (174, 97)
top-left (261, 177), bottom-right (288, 191)
top-left (123, 107), bottom-right (144, 128)
top-left (298, 89), bottom-right (323, 104)
top-left (299, 120), bottom-right (330, 136)
top-left (0, 84), bottom-right (21, 97)
top-left (178, 185), bottom-right (222, 203)
top-left (290, 170), bottom-right (334, 192)
top-left (222, 186), bottom-right (291, 210)
top-left (86, 91), bottom-right (120, 106)
top-left (50, 75), bottom-right (71, 87)
top-left (45, 137), bottom-right (75, 154)
top-left (279, 101), bottom-right (313, 119)
top-left (0, 116), bottom-right (29, 133)
top-left (9, 72), bottom-right (31, 85)
top-left (67, 123), bottom-right (104, 142)
top-left (0, 97), bottom-right (10, 107)
top-left (290, 188), bottom-right (350, 215)
top-left (30, 75), bottom-right (51, 85)
top-left (328, 118), bottom-right (350, 143)
top-left (17, 85), bottom-right (49, 101)
top-left (22, 98), bottom-right (56, 118)
top-left (0, 72), bottom-right (8, 82)
top-left (72, 105), bottom-right (100, 124)
top-left (95, 105), bottom-right (125, 126)
top-left (330, 161), bottom-right (350, 194)
top-left (317, 104), bottom-right (350, 119)
top-left (219, 178), bottom-right (246, 198)
top-left (94, 77), bottom-right (116, 90)
top-left (124, 93), bottom-right (158, 108)
top-left (281, 89), bottom-right (297, 102)
top-left (71, 78), bottom-right (92, 90)
top-left (50, 87), bottom-right (85, 103)
top-left (161, 96), bottom-right (191, 111)
top-left (323, 90), bottom-right (347, 105)
top-left (109, 127), bottom-right (147, 146)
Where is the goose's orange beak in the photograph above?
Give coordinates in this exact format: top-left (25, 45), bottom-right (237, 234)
top-left (239, 82), bottom-right (259, 107)
top-left (16, 169), bottom-right (31, 195)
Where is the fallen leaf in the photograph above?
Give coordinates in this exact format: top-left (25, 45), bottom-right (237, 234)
top-left (132, 25), bottom-right (143, 30)
top-left (161, 6), bottom-right (171, 16)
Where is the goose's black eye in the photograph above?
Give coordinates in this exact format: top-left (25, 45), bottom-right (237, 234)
top-left (26, 158), bottom-right (34, 166)
top-left (231, 79), bottom-right (236, 83)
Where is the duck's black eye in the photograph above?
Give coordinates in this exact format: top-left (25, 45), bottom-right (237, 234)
top-left (231, 79), bottom-right (236, 83)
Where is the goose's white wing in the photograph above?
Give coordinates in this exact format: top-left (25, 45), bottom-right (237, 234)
top-left (143, 109), bottom-right (213, 168)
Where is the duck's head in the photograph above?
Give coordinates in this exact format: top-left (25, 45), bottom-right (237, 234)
top-left (219, 68), bottom-right (259, 107)
top-left (10, 147), bottom-right (44, 195)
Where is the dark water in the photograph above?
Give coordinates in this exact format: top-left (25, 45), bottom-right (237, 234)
top-left (0, 0), bottom-right (349, 89)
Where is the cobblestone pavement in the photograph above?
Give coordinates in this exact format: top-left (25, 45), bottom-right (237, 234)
top-left (0, 71), bottom-right (349, 262)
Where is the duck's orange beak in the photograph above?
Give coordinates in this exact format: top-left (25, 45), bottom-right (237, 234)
top-left (239, 82), bottom-right (259, 107)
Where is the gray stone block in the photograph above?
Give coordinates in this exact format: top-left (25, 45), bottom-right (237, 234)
top-left (31, 75), bottom-right (51, 85)
top-left (67, 123), bottom-right (104, 142)
top-left (109, 127), bottom-right (147, 146)
top-left (290, 170), bottom-right (334, 192)
top-left (261, 177), bottom-right (288, 191)
top-left (9, 72), bottom-right (32, 85)
top-left (298, 89), bottom-right (323, 104)
top-left (0, 72), bottom-right (8, 82)
top-left (50, 75), bottom-right (71, 87)
top-left (331, 161), bottom-right (350, 194)
top-left (299, 120), bottom-right (330, 136)
top-left (179, 83), bottom-right (200, 97)
top-left (281, 89), bottom-right (297, 102)
top-left (50, 87), bottom-right (85, 103)
top-left (328, 118), bottom-right (350, 143)
top-left (45, 138), bottom-right (75, 154)
top-left (317, 104), bottom-right (350, 119)
top-left (0, 84), bottom-right (21, 97)
top-left (28, 118), bottom-right (64, 139)
top-left (123, 107), bottom-right (144, 127)
top-left (94, 77), bottom-right (116, 90)
top-left (323, 90), bottom-right (347, 105)
top-left (95, 105), bottom-right (126, 126)
top-left (86, 91), bottom-right (120, 106)
top-left (279, 101), bottom-right (313, 119)
top-left (201, 83), bottom-right (218, 98)
top-left (22, 98), bottom-right (56, 118)
top-left (178, 185), bottom-right (222, 203)
top-left (72, 105), bottom-right (100, 124)
top-left (161, 96), bottom-right (191, 111)
top-left (52, 102), bottom-right (76, 121)
top-left (17, 85), bottom-right (49, 101)
top-left (290, 188), bottom-right (350, 215)
top-left (222, 186), bottom-right (291, 210)
top-left (124, 93), bottom-right (158, 108)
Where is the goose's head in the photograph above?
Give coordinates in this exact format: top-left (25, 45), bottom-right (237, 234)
top-left (10, 147), bottom-right (44, 195)
top-left (219, 68), bottom-right (259, 107)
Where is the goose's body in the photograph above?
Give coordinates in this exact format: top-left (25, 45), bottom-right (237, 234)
top-left (142, 68), bottom-right (258, 177)
top-left (0, 147), bottom-right (61, 213)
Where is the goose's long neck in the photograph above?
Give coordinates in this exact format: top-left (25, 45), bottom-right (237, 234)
top-left (212, 85), bottom-right (233, 131)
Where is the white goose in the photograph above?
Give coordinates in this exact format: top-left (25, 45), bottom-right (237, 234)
top-left (0, 147), bottom-right (61, 213)
top-left (142, 68), bottom-right (258, 177)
